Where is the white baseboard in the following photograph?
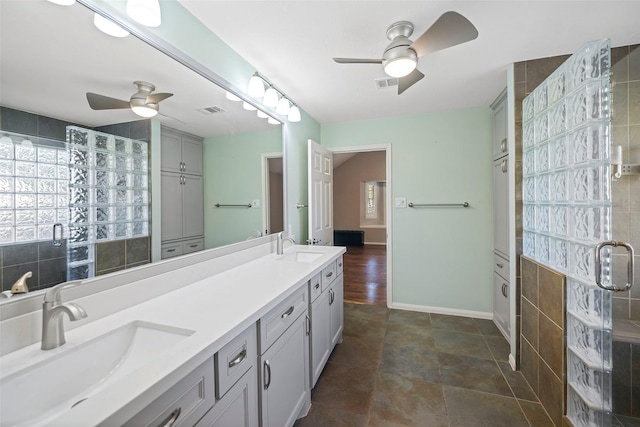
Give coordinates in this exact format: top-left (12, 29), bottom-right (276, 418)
top-left (509, 353), bottom-right (517, 371)
top-left (390, 302), bottom-right (493, 320)
top-left (363, 241), bottom-right (386, 246)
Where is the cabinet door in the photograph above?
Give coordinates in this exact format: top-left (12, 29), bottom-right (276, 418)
top-left (259, 314), bottom-right (310, 427)
top-left (196, 366), bottom-right (258, 427)
top-left (182, 135), bottom-right (203, 175)
top-left (329, 275), bottom-right (344, 349)
top-left (310, 290), bottom-right (331, 387)
top-left (161, 172), bottom-right (184, 242)
top-left (492, 94), bottom-right (507, 160)
top-left (183, 174), bottom-right (204, 238)
top-left (493, 272), bottom-right (510, 341)
top-left (493, 158), bottom-right (509, 258)
top-left (161, 130), bottom-right (183, 173)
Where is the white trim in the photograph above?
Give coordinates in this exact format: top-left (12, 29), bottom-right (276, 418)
top-left (508, 353), bottom-right (517, 371)
top-left (328, 143), bottom-right (392, 308)
top-left (261, 152), bottom-right (283, 236)
top-left (363, 241), bottom-right (387, 246)
top-left (390, 302), bottom-right (493, 320)
top-left (359, 225), bottom-right (387, 229)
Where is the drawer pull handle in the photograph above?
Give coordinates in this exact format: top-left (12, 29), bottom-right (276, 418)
top-left (264, 360), bottom-right (271, 390)
top-left (160, 407), bottom-right (181, 427)
top-left (326, 271), bottom-right (334, 278)
top-left (329, 288), bottom-right (334, 305)
top-left (281, 306), bottom-right (294, 319)
top-left (314, 283), bottom-right (320, 290)
top-left (167, 249), bottom-right (176, 253)
top-left (305, 315), bottom-right (310, 336)
top-left (496, 263), bottom-right (504, 268)
top-left (189, 244), bottom-right (198, 248)
top-left (228, 349), bottom-right (247, 368)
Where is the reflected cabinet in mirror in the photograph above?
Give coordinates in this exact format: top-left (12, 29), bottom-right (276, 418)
top-left (0, 0), bottom-right (284, 295)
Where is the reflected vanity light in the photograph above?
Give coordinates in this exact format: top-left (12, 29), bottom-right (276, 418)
top-left (267, 116), bottom-right (281, 125)
top-left (257, 110), bottom-right (269, 119)
top-left (94, 13), bottom-right (130, 38)
top-left (225, 91), bottom-right (242, 102)
top-left (126, 0), bottom-right (161, 28)
top-left (243, 101), bottom-right (257, 111)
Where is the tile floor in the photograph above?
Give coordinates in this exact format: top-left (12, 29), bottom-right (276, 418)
top-left (295, 303), bottom-right (555, 427)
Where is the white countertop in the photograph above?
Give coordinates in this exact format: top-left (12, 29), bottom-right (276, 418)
top-left (0, 245), bottom-right (345, 426)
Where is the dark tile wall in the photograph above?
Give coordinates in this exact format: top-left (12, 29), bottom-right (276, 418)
top-left (0, 240), bottom-right (67, 292)
top-left (1, 107), bottom-right (152, 288)
top-left (612, 340), bottom-right (640, 419)
top-left (95, 236), bottom-right (150, 276)
top-left (520, 255), bottom-right (566, 427)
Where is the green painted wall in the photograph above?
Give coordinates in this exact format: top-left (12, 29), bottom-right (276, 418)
top-left (322, 108), bottom-right (494, 314)
top-left (203, 129), bottom-right (282, 248)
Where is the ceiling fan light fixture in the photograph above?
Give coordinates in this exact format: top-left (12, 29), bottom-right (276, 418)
top-left (263, 87), bottom-right (279, 107)
top-left (248, 73), bottom-right (265, 98)
top-left (384, 57), bottom-right (417, 78)
top-left (94, 13), bottom-right (130, 38)
top-left (126, 0), bottom-right (161, 28)
top-left (288, 105), bottom-right (301, 123)
top-left (276, 97), bottom-right (290, 115)
top-left (130, 104), bottom-right (158, 118)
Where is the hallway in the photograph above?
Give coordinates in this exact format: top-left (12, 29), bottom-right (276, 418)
top-left (342, 245), bottom-right (387, 307)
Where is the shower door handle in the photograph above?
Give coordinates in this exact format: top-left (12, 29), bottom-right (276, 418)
top-left (595, 241), bottom-right (635, 292)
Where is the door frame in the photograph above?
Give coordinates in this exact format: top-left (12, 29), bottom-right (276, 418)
top-left (261, 152), bottom-right (283, 237)
top-left (329, 144), bottom-right (392, 307)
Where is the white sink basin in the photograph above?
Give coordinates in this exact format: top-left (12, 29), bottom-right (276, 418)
top-left (0, 321), bottom-right (194, 427)
top-left (281, 251), bottom-right (324, 262)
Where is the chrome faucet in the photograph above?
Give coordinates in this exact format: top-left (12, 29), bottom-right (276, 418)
top-left (277, 231), bottom-right (296, 255)
top-left (41, 281), bottom-right (88, 350)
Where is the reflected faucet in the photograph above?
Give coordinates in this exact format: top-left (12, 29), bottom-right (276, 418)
top-left (41, 281), bottom-right (88, 350)
top-left (277, 231), bottom-right (296, 255)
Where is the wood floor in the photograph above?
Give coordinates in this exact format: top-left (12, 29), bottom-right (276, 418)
top-left (342, 245), bottom-right (387, 307)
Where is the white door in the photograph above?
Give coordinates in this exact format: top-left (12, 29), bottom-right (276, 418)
top-left (307, 140), bottom-right (333, 245)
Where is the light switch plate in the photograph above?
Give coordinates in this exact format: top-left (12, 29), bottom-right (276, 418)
top-left (395, 197), bottom-right (407, 208)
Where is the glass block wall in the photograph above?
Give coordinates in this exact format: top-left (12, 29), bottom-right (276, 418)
top-left (66, 126), bottom-right (149, 280)
top-left (522, 39), bottom-right (613, 426)
top-left (0, 132), bottom-right (69, 244)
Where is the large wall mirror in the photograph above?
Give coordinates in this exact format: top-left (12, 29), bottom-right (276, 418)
top-left (0, 0), bottom-right (284, 295)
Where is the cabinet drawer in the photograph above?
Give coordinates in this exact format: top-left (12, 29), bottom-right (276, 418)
top-left (259, 284), bottom-right (308, 354)
top-left (309, 273), bottom-right (322, 302)
top-left (184, 238), bottom-right (204, 254)
top-left (161, 242), bottom-right (184, 259)
top-left (321, 261), bottom-right (337, 292)
top-left (336, 255), bottom-right (344, 276)
top-left (215, 324), bottom-right (256, 399)
top-left (123, 358), bottom-right (215, 427)
top-left (494, 253), bottom-right (509, 281)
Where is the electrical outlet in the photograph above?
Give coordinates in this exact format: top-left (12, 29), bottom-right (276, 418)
top-left (252, 199), bottom-right (260, 208)
top-left (395, 197), bottom-right (407, 208)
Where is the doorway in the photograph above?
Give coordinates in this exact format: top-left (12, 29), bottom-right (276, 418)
top-left (262, 154), bottom-right (284, 236)
top-left (330, 145), bottom-right (391, 307)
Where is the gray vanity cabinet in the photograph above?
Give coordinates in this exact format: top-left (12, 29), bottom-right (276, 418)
top-left (161, 127), bottom-right (204, 258)
top-left (258, 285), bottom-right (310, 427)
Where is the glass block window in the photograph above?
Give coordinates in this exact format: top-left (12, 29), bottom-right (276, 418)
top-left (522, 39), bottom-right (613, 425)
top-left (0, 132), bottom-right (68, 245)
top-left (66, 126), bottom-right (149, 280)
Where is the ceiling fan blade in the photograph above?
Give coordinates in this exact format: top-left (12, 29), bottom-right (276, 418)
top-left (333, 58), bottom-right (383, 64)
top-left (398, 69), bottom-right (425, 95)
top-left (146, 92), bottom-right (173, 104)
top-left (86, 92), bottom-right (130, 110)
top-left (410, 11), bottom-right (478, 57)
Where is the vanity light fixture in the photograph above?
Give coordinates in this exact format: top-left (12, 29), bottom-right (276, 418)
top-left (276, 97), bottom-right (290, 115)
top-left (243, 101), bottom-right (257, 111)
top-left (126, 0), bottom-right (161, 28)
top-left (225, 91), bottom-right (242, 102)
top-left (257, 110), bottom-right (269, 119)
top-left (47, 0), bottom-right (76, 5)
top-left (263, 87), bottom-right (279, 107)
top-left (288, 105), bottom-right (301, 123)
top-left (94, 13), bottom-right (130, 38)
top-left (248, 73), bottom-right (266, 98)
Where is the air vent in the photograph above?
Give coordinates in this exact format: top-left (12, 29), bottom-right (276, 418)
top-left (374, 77), bottom-right (398, 89)
top-left (197, 106), bottom-right (225, 115)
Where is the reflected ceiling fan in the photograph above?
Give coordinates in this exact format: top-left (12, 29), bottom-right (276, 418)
top-left (333, 11), bottom-right (478, 95)
top-left (86, 81), bottom-right (173, 118)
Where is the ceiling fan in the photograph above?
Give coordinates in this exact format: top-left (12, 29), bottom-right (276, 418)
top-left (333, 11), bottom-right (478, 95)
top-left (86, 81), bottom-right (173, 118)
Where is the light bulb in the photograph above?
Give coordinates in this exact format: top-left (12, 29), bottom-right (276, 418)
top-left (276, 98), bottom-right (290, 115)
top-left (263, 87), bottom-right (279, 107)
top-left (94, 13), bottom-right (129, 37)
top-left (248, 74), bottom-right (265, 98)
top-left (126, 0), bottom-right (161, 27)
top-left (288, 105), bottom-right (301, 123)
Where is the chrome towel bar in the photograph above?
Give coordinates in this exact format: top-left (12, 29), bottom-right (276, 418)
top-left (408, 202), bottom-right (469, 208)
top-left (215, 203), bottom-right (251, 208)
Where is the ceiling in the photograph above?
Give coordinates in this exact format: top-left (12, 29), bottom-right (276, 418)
top-left (178, 0), bottom-right (640, 125)
top-left (0, 0), bottom-right (275, 138)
